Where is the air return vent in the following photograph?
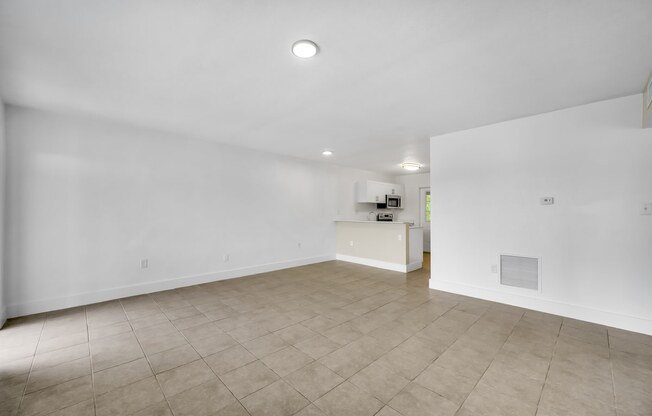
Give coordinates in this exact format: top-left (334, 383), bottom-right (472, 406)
top-left (500, 255), bottom-right (539, 290)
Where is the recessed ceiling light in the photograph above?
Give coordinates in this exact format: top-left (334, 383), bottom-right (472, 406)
top-left (322, 150), bottom-right (333, 156)
top-left (401, 162), bottom-right (421, 171)
top-left (292, 40), bottom-right (318, 58)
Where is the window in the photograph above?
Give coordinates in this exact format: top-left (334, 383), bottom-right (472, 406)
top-left (425, 191), bottom-right (431, 222)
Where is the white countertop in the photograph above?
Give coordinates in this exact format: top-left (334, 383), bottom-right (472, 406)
top-left (334, 220), bottom-right (422, 229)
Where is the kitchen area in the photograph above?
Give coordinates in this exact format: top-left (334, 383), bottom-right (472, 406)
top-left (335, 178), bottom-right (427, 273)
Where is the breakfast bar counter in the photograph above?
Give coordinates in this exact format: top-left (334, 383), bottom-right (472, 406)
top-left (334, 220), bottom-right (423, 272)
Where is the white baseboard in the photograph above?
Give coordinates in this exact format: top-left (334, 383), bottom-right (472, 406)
top-left (7, 254), bottom-right (335, 318)
top-left (430, 278), bottom-right (652, 336)
top-left (406, 261), bottom-right (423, 272)
top-left (336, 254), bottom-right (409, 273)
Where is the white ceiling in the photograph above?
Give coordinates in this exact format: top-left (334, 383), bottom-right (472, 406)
top-left (1, 1), bottom-right (651, 174)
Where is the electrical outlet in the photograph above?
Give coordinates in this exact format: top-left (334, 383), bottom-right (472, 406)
top-left (141, 259), bottom-right (148, 269)
top-left (539, 197), bottom-right (554, 205)
top-left (298, 242), bottom-right (302, 249)
top-left (642, 203), bottom-right (652, 215)
top-left (490, 264), bottom-right (498, 273)
top-left (397, 234), bottom-right (402, 241)
top-left (349, 241), bottom-right (354, 247)
top-left (223, 254), bottom-right (229, 262)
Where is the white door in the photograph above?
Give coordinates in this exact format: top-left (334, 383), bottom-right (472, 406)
top-left (420, 187), bottom-right (431, 252)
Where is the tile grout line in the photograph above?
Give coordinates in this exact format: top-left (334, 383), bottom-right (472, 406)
top-left (172, 285), bottom-right (260, 414)
top-left (15, 314), bottom-right (46, 414)
top-left (434, 307), bottom-right (523, 416)
top-left (6, 263), bottom-right (642, 416)
top-left (211, 329), bottom-right (313, 413)
top-left (84, 278), bottom-right (427, 415)
top-left (11, 310), bottom-right (102, 415)
top-left (342, 302), bottom-right (466, 416)
top-left (293, 292), bottom-right (447, 374)
top-left (175, 280), bottom-right (390, 414)
top-left (84, 306), bottom-right (98, 416)
top-left (154, 288), bottom-right (256, 415)
top-left (606, 330), bottom-right (620, 416)
top-left (533, 316), bottom-right (563, 416)
top-left (236, 321), bottom-right (349, 411)
top-left (117, 295), bottom-right (177, 416)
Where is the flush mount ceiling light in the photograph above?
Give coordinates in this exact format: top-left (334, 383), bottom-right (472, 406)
top-left (292, 40), bottom-right (318, 58)
top-left (322, 150), bottom-right (333, 156)
top-left (401, 162), bottom-right (421, 171)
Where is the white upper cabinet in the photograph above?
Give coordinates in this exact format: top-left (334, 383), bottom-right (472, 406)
top-left (356, 180), bottom-right (404, 203)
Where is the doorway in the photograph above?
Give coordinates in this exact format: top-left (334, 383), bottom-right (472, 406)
top-left (420, 187), bottom-right (431, 252)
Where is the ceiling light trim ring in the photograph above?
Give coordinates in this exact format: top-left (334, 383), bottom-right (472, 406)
top-left (401, 162), bottom-right (421, 171)
top-left (292, 39), bottom-right (319, 58)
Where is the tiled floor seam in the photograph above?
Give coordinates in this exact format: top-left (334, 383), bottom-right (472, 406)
top-left (84, 307), bottom-right (98, 416)
top-left (15, 316), bottom-right (46, 414)
top-left (533, 318), bottom-right (562, 416)
top-left (8, 262), bottom-right (646, 416)
top-left (211, 355), bottom-right (286, 413)
top-left (322, 301), bottom-right (458, 376)
top-left (332, 303), bottom-right (466, 414)
top-left (151, 294), bottom-right (255, 416)
top-left (192, 344), bottom-right (254, 413)
top-left (119, 298), bottom-right (176, 416)
top-left (338, 288), bottom-right (411, 318)
top-left (189, 289), bottom-right (398, 412)
top-left (92, 355), bottom-right (144, 375)
top-left (448, 309), bottom-right (525, 416)
top-left (230, 323), bottom-right (348, 410)
top-left (282, 354), bottom-right (350, 411)
top-left (606, 330), bottom-right (620, 416)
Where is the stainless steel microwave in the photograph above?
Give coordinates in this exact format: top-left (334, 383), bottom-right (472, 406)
top-left (385, 194), bottom-right (401, 208)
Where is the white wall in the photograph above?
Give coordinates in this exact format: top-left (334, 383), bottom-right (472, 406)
top-left (4, 106), bottom-right (386, 317)
top-left (430, 94), bottom-right (652, 335)
top-left (0, 100), bottom-right (6, 327)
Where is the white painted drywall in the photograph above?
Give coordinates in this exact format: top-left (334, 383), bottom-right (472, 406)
top-left (395, 173), bottom-right (430, 251)
top-left (0, 100), bottom-right (6, 327)
top-left (4, 106), bottom-right (387, 317)
top-left (430, 94), bottom-right (652, 335)
top-left (335, 222), bottom-right (408, 265)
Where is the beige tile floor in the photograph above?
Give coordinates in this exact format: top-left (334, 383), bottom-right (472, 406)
top-left (1, 260), bottom-right (651, 416)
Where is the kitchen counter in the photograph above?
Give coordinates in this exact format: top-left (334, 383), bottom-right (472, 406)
top-left (334, 220), bottom-right (422, 229)
top-left (334, 220), bottom-right (423, 272)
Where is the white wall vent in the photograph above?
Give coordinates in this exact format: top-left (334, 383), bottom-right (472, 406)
top-left (500, 255), bottom-right (539, 290)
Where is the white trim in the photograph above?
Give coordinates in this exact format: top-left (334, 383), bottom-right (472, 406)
top-left (7, 255), bottom-right (335, 318)
top-left (406, 261), bottom-right (423, 272)
top-left (336, 254), bottom-right (408, 272)
top-left (430, 278), bottom-right (652, 336)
